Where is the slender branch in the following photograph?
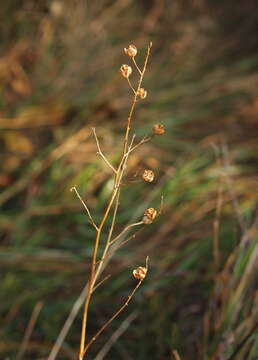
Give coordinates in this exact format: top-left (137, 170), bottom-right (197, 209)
top-left (94, 311), bottom-right (138, 360)
top-left (92, 274), bottom-right (111, 293)
top-left (93, 191), bottom-right (121, 282)
top-left (132, 57), bottom-right (142, 75)
top-left (83, 280), bottom-right (143, 356)
top-left (92, 127), bottom-right (117, 174)
top-left (129, 135), bottom-right (152, 153)
top-left (127, 78), bottom-right (136, 94)
top-left (70, 187), bottom-right (99, 231)
top-left (116, 226), bottom-right (145, 250)
top-left (110, 221), bottom-right (143, 245)
top-left (123, 42), bottom-right (152, 155)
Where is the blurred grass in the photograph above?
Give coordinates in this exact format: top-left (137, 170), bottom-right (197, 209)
top-left (1, 1), bottom-right (258, 359)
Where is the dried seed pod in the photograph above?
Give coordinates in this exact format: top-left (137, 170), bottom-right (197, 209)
top-left (143, 207), bottom-right (157, 224)
top-left (153, 123), bottom-right (165, 135)
top-left (133, 266), bottom-right (147, 280)
top-left (120, 64), bottom-right (132, 78)
top-left (142, 169), bottom-right (154, 183)
top-left (124, 44), bottom-right (137, 57)
top-left (137, 88), bottom-right (147, 99)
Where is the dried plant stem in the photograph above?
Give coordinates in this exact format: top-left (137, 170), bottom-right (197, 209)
top-left (70, 187), bottom-right (98, 231)
top-left (109, 221), bottom-right (143, 245)
top-left (83, 280), bottom-right (143, 357)
top-left (92, 274), bottom-right (111, 293)
top-left (80, 137), bottom-right (135, 359)
top-left (127, 78), bottom-right (136, 94)
top-left (123, 42), bottom-right (152, 154)
top-left (94, 311), bottom-right (138, 360)
top-left (129, 135), bottom-right (152, 153)
top-left (132, 57), bottom-right (142, 75)
top-left (92, 127), bottom-right (117, 174)
top-left (78, 43), bottom-right (152, 360)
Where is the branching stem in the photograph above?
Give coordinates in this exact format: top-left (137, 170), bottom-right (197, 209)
top-left (79, 43), bottom-right (152, 360)
top-left (83, 280), bottom-right (143, 356)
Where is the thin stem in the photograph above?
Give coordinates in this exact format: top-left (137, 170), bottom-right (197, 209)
top-left (132, 57), bottom-right (142, 75)
top-left (79, 190), bottom-right (118, 359)
top-left (79, 43), bottom-right (152, 360)
top-left (123, 42), bottom-right (152, 155)
top-left (127, 78), bottom-right (136, 94)
top-left (70, 187), bottom-right (98, 231)
top-left (110, 221), bottom-right (143, 245)
top-left (83, 280), bottom-right (143, 356)
top-left (116, 226), bottom-right (145, 250)
top-left (92, 274), bottom-right (111, 293)
top-left (94, 311), bottom-right (138, 360)
top-left (92, 127), bottom-right (117, 174)
top-left (93, 190), bottom-right (121, 281)
top-left (129, 135), bottom-right (152, 153)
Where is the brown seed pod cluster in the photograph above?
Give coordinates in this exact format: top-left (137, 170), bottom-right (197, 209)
top-left (143, 207), bottom-right (157, 224)
top-left (120, 64), bottom-right (132, 78)
top-left (142, 169), bottom-right (155, 183)
top-left (124, 44), bottom-right (137, 57)
top-left (133, 266), bottom-right (147, 280)
top-left (153, 124), bottom-right (165, 135)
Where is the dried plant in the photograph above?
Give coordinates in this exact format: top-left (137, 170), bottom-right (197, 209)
top-left (70, 42), bottom-right (165, 359)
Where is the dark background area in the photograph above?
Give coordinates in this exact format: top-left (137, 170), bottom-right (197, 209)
top-left (1, 1), bottom-right (258, 359)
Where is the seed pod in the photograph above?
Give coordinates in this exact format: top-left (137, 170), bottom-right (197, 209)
top-left (153, 124), bottom-right (165, 135)
top-left (137, 88), bottom-right (147, 99)
top-left (142, 169), bottom-right (154, 183)
top-left (124, 44), bottom-right (137, 57)
top-left (133, 266), bottom-right (147, 280)
top-left (120, 64), bottom-right (132, 78)
top-left (143, 207), bottom-right (157, 224)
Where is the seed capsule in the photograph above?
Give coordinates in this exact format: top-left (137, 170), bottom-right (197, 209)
top-left (143, 207), bottom-right (157, 224)
top-left (153, 124), bottom-right (165, 135)
top-left (133, 266), bottom-right (147, 280)
top-left (124, 44), bottom-right (137, 57)
top-left (120, 64), bottom-right (132, 78)
top-left (137, 88), bottom-right (147, 99)
top-left (142, 169), bottom-right (154, 183)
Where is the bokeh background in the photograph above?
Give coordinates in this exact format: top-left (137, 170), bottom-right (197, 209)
top-left (1, 1), bottom-right (258, 359)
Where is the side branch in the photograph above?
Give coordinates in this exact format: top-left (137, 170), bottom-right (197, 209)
top-left (83, 280), bottom-right (143, 356)
top-left (92, 128), bottom-right (117, 174)
top-left (70, 187), bottom-right (99, 231)
top-left (110, 221), bottom-right (143, 245)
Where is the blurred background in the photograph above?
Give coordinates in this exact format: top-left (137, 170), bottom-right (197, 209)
top-left (1, 1), bottom-right (258, 359)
